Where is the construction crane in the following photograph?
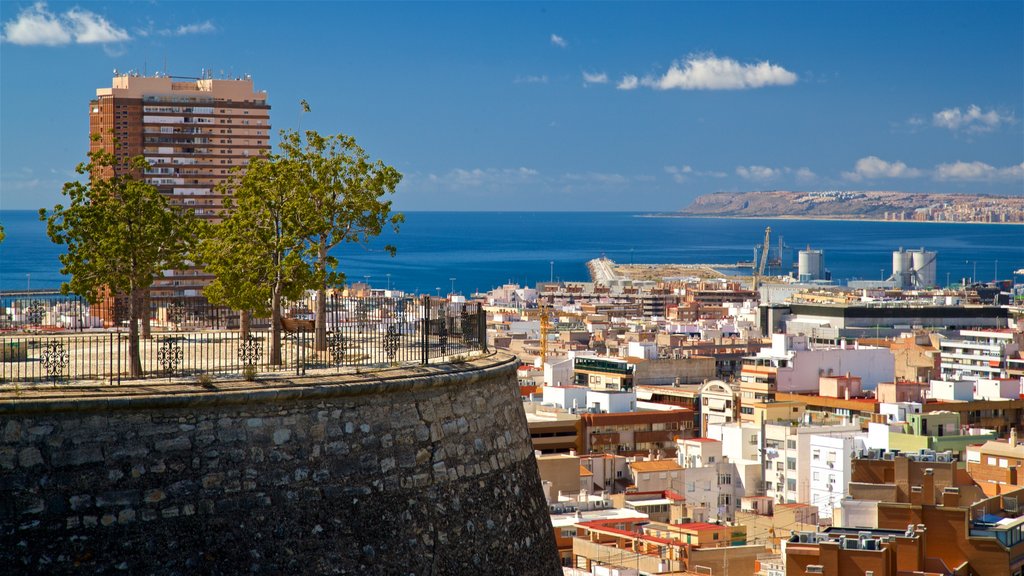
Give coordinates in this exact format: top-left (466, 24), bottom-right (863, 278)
top-left (752, 226), bottom-right (772, 291)
top-left (538, 299), bottom-right (551, 365)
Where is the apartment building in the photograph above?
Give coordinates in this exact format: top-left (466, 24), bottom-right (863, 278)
top-left (966, 430), bottom-right (1024, 496)
top-left (581, 409), bottom-right (694, 456)
top-left (782, 526), bottom-right (935, 576)
top-left (571, 517), bottom-right (764, 575)
top-left (808, 433), bottom-right (867, 519)
top-left (739, 333), bottom-right (894, 404)
top-left (736, 496), bottom-right (818, 551)
top-left (939, 329), bottom-right (1024, 381)
top-left (698, 379), bottom-right (740, 436)
top-left (90, 73), bottom-right (271, 299)
top-left (674, 437), bottom-right (743, 521)
top-left (867, 410), bottom-right (997, 455)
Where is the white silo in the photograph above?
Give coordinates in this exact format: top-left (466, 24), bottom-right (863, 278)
top-left (798, 249), bottom-right (825, 282)
top-left (892, 248), bottom-right (912, 289)
top-left (910, 248), bottom-right (937, 288)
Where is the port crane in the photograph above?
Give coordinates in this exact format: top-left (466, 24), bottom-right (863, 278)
top-left (752, 226), bottom-right (772, 291)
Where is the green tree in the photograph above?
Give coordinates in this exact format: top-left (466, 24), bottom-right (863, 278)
top-left (0, 223), bottom-right (5, 244)
top-left (199, 156), bottom-right (312, 366)
top-left (279, 127), bottom-right (403, 351)
top-left (40, 141), bottom-right (199, 378)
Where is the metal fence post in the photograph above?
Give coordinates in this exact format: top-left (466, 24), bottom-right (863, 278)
top-left (421, 295), bottom-right (430, 365)
top-left (477, 302), bottom-right (487, 352)
top-left (108, 331), bottom-right (114, 385)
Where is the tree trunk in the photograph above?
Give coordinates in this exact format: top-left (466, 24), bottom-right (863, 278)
top-left (141, 289), bottom-right (152, 339)
top-left (314, 240), bottom-right (328, 351)
top-left (270, 284), bottom-right (282, 366)
top-left (239, 309), bottom-right (251, 340)
top-left (315, 288), bottom-right (327, 352)
top-left (127, 288), bottom-right (143, 378)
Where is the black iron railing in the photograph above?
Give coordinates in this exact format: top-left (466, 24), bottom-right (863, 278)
top-left (0, 293), bottom-right (487, 384)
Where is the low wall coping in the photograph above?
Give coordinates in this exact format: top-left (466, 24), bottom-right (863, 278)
top-left (0, 352), bottom-right (518, 415)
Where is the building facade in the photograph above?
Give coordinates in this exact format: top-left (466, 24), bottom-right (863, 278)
top-left (90, 73), bottom-right (272, 298)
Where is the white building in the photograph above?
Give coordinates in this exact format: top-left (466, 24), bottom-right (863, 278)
top-left (711, 420), bottom-right (862, 508)
top-left (741, 334), bottom-right (895, 400)
top-left (808, 433), bottom-right (867, 519)
top-left (698, 379), bottom-right (740, 437)
top-left (939, 329), bottom-right (1023, 381)
top-left (975, 377), bottom-right (1020, 400)
top-left (929, 379), bottom-right (974, 401)
top-left (674, 437), bottom-right (743, 521)
top-left (539, 384), bottom-right (636, 414)
top-left (543, 357), bottom-right (574, 387)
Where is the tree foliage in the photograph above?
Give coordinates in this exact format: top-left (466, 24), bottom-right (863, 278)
top-left (199, 156), bottom-right (313, 365)
top-left (279, 127), bottom-right (403, 350)
top-left (39, 139), bottom-right (199, 377)
top-left (198, 117), bottom-right (403, 363)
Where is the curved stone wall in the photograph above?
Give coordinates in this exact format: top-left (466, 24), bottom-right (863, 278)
top-left (0, 353), bottom-right (561, 575)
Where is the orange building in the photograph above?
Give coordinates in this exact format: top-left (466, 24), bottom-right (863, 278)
top-left (571, 517), bottom-right (764, 574)
top-left (581, 409), bottom-right (694, 457)
top-left (783, 526), bottom-right (942, 576)
top-left (966, 431), bottom-right (1024, 496)
top-left (90, 73), bottom-right (271, 299)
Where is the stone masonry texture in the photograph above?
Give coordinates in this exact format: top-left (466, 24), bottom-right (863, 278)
top-left (0, 353), bottom-right (561, 575)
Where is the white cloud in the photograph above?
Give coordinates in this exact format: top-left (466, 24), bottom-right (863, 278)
top-left (175, 21), bottom-right (215, 36)
top-left (736, 165), bottom-right (782, 181)
top-left (617, 75), bottom-right (639, 90)
top-left (638, 54), bottom-right (797, 91)
top-left (933, 105), bottom-right (1015, 133)
top-left (664, 165), bottom-right (694, 183)
top-left (795, 167), bottom-right (817, 183)
top-left (429, 167), bottom-right (539, 188)
top-left (934, 161), bottom-right (1024, 181)
top-left (550, 33), bottom-right (567, 48)
top-left (2, 2), bottom-right (70, 45)
top-left (582, 71), bottom-right (608, 85)
top-left (563, 172), bottom-right (628, 185)
top-left (2, 2), bottom-right (128, 45)
top-left (514, 74), bottom-right (548, 84)
top-left (65, 8), bottom-right (129, 43)
top-left (842, 156), bottom-right (922, 181)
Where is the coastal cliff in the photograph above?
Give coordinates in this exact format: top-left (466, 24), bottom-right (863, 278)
top-left (678, 191), bottom-right (1023, 223)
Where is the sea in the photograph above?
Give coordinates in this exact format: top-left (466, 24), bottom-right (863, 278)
top-left (1, 210), bottom-right (1022, 296)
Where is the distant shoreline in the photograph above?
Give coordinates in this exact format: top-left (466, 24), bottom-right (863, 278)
top-left (640, 213), bottom-right (1023, 226)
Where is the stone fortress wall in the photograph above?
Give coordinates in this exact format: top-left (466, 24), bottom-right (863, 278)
top-left (1, 352), bottom-right (561, 575)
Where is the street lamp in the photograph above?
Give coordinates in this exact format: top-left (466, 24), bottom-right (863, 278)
top-left (449, 277), bottom-right (456, 297)
top-left (386, 273), bottom-right (391, 291)
top-left (549, 261), bottom-right (554, 283)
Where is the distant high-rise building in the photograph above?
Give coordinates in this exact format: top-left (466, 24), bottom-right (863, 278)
top-left (89, 73), bottom-right (271, 298)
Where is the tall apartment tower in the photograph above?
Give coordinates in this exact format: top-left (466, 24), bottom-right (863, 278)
top-left (89, 73), bottom-right (271, 298)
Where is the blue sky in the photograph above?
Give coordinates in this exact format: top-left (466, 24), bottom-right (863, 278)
top-left (1, 1), bottom-right (1022, 211)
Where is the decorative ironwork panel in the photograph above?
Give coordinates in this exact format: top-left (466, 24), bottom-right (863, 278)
top-left (460, 307), bottom-right (474, 344)
top-left (237, 336), bottom-right (263, 366)
top-left (40, 341), bottom-right (69, 380)
top-left (26, 302), bottom-right (46, 325)
top-left (383, 324), bottom-right (400, 361)
top-left (157, 338), bottom-right (184, 376)
top-left (327, 332), bottom-right (347, 366)
top-left (437, 305), bottom-right (448, 348)
top-left (166, 301), bottom-right (186, 326)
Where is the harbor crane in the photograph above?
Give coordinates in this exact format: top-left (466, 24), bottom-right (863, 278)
top-left (752, 226), bottom-right (772, 291)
